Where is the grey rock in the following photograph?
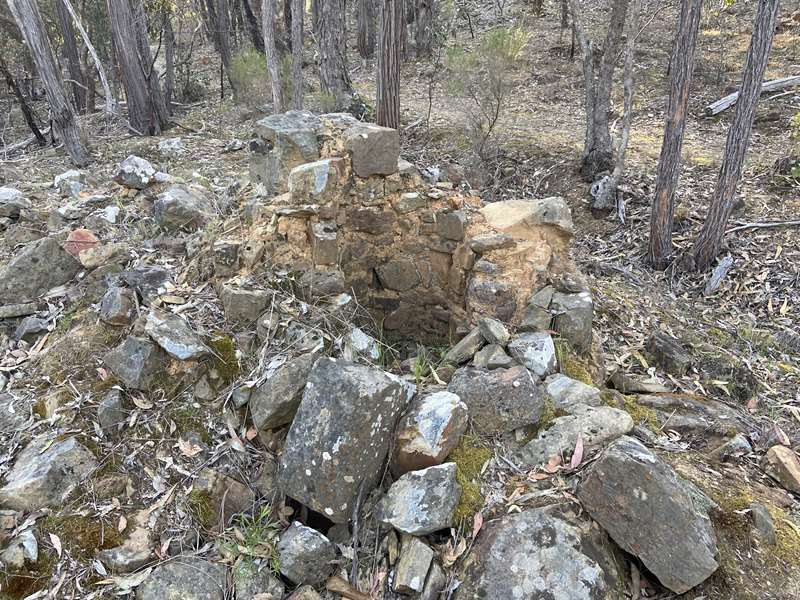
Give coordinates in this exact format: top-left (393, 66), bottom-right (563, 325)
top-left (393, 536), bottom-right (434, 594)
top-left (750, 502), bottom-right (777, 546)
top-left (251, 353), bottom-right (317, 430)
top-left (114, 155), bottom-right (156, 189)
top-left (508, 332), bottom-right (557, 377)
top-left (121, 266), bottom-right (174, 304)
top-left (347, 327), bottom-right (381, 361)
top-left (220, 285), bottom-right (271, 324)
top-left (376, 463), bottom-right (460, 535)
top-left (551, 291), bottom-right (593, 353)
top-left (479, 196), bottom-right (574, 237)
top-left (98, 389), bottom-right (126, 437)
top-left (514, 404), bottom-right (634, 467)
top-left (14, 316), bottom-right (47, 343)
top-left (233, 560), bottom-right (284, 600)
top-left (145, 310), bottom-right (208, 360)
top-left (466, 277), bottom-right (517, 322)
top-left (472, 344), bottom-right (513, 370)
top-left (0, 436), bottom-right (97, 511)
top-left (0, 529), bottom-right (37, 571)
top-left (448, 365), bottom-right (542, 434)
top-left (277, 522), bottom-right (336, 585)
top-left (137, 557), bottom-right (226, 600)
top-left (645, 331), bottom-right (693, 376)
top-left (288, 158), bottom-right (346, 204)
top-left (0, 187), bottom-right (30, 218)
top-left (477, 317), bottom-right (509, 345)
top-left (99, 286), bottom-right (137, 326)
top-left (103, 336), bottom-right (169, 391)
top-left (455, 504), bottom-right (620, 600)
top-left (711, 433), bottom-right (753, 462)
top-left (288, 586), bottom-right (323, 600)
top-left (443, 327), bottom-right (484, 365)
top-left (250, 110), bottom-right (323, 193)
top-left (298, 268), bottom-right (346, 297)
top-left (392, 391), bottom-right (468, 475)
top-left (636, 394), bottom-right (748, 439)
top-left (158, 137), bottom-right (186, 158)
top-left (578, 436), bottom-right (719, 594)
top-left (420, 561), bottom-right (447, 600)
top-left (98, 510), bottom-right (153, 572)
top-left (529, 285), bottom-right (555, 308)
top-left (345, 123), bottom-right (400, 177)
top-left (519, 304), bottom-right (552, 332)
top-left (154, 185), bottom-right (214, 231)
top-left (0, 237), bottom-right (82, 304)
top-left (310, 220), bottom-right (338, 265)
top-left (762, 445), bottom-right (800, 494)
top-left (54, 169), bottom-right (85, 197)
top-left (543, 373), bottom-right (602, 411)
top-left (395, 192), bottom-right (426, 213)
top-left (279, 358), bottom-right (413, 522)
top-left (467, 233), bottom-right (515, 254)
top-left (437, 210), bottom-right (466, 241)
top-left (377, 258), bottom-right (421, 291)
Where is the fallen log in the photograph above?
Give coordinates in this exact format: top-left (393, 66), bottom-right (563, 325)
top-left (705, 75), bottom-right (800, 115)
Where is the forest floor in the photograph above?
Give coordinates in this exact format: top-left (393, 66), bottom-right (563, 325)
top-left (0, 0), bottom-right (800, 598)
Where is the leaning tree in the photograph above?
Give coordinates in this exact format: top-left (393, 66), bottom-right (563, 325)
top-left (691, 0), bottom-right (780, 271)
top-left (647, 0), bottom-right (704, 269)
top-left (6, 0), bottom-right (91, 165)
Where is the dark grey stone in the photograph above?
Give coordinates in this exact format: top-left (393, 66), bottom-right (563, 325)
top-left (137, 557), bottom-right (226, 600)
top-left (145, 310), bottom-right (208, 361)
top-left (344, 123), bottom-right (400, 177)
top-left (277, 522), bottom-right (336, 585)
top-left (0, 237), bottom-right (82, 304)
top-left (99, 286), bottom-right (137, 325)
top-left (114, 155), bottom-right (156, 190)
top-left (250, 353), bottom-right (317, 430)
top-left (154, 185), bottom-right (214, 231)
top-left (103, 336), bottom-right (169, 391)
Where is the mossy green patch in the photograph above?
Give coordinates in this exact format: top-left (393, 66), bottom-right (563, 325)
top-left (40, 514), bottom-right (124, 562)
top-left (622, 395), bottom-right (660, 432)
top-left (448, 436), bottom-right (492, 523)
top-left (188, 489), bottom-right (215, 529)
top-left (554, 339), bottom-right (594, 385)
top-left (207, 335), bottom-right (240, 385)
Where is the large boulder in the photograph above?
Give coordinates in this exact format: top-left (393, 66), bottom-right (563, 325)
top-left (448, 366), bottom-right (542, 434)
top-left (0, 436), bottom-right (97, 511)
top-left (278, 358), bottom-right (413, 522)
top-left (577, 436), bottom-right (719, 594)
top-left (154, 185), bottom-right (214, 231)
top-left (376, 463), bottom-right (460, 535)
top-left (0, 237), bottom-right (82, 303)
top-left (514, 404), bottom-right (634, 467)
top-left (455, 504), bottom-right (621, 600)
top-left (392, 391), bottom-right (468, 475)
top-left (137, 557), bottom-right (226, 600)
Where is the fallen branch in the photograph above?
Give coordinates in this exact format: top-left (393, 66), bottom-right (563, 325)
top-left (705, 75), bottom-right (800, 115)
top-left (725, 219), bottom-right (800, 234)
top-left (703, 255), bottom-right (733, 296)
top-left (1, 127), bottom-right (52, 155)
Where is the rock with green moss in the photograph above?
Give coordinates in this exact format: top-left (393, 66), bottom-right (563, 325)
top-left (455, 504), bottom-right (621, 600)
top-left (0, 436), bottom-right (97, 511)
top-left (448, 366), bottom-right (542, 434)
top-left (635, 394), bottom-right (748, 441)
top-left (578, 436), bottom-right (719, 594)
top-left (514, 404), bottom-right (633, 467)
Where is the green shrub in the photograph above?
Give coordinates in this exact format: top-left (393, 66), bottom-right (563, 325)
top-left (445, 27), bottom-right (529, 160)
top-left (230, 48), bottom-right (270, 106)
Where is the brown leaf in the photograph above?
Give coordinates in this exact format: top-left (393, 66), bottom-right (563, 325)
top-left (472, 511), bottom-right (483, 539)
top-left (543, 454), bottom-right (562, 474)
top-left (570, 433), bottom-right (584, 470)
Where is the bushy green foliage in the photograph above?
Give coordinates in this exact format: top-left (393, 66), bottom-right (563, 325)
top-left (219, 506), bottom-right (282, 575)
top-left (230, 48), bottom-right (270, 105)
top-left (445, 27), bottom-right (529, 159)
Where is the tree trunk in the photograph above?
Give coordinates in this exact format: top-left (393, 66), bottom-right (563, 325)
top-left (647, 0), bottom-right (703, 269)
top-left (217, 0), bottom-right (237, 99)
top-left (202, 0), bottom-right (221, 50)
top-left (691, 0), bottom-right (779, 271)
top-left (0, 51), bottom-right (46, 145)
top-left (242, 0), bottom-right (265, 52)
top-left (6, 0), bottom-right (90, 165)
top-left (357, 0), bottom-right (376, 59)
top-left (377, 0), bottom-right (402, 128)
top-left (311, 0), bottom-right (321, 37)
top-left (55, 0), bottom-right (86, 113)
top-left (60, 0), bottom-right (115, 116)
top-left (263, 0), bottom-right (285, 111)
top-left (319, 0), bottom-right (352, 106)
top-left (283, 0), bottom-right (292, 48)
top-left (107, 0), bottom-right (169, 135)
top-left (415, 0), bottom-right (433, 57)
top-left (572, 0), bottom-right (629, 181)
top-left (291, 0), bottom-right (303, 108)
top-left (164, 12), bottom-right (175, 113)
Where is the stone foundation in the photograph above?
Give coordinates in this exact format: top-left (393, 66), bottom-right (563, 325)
top-left (246, 110), bottom-right (582, 339)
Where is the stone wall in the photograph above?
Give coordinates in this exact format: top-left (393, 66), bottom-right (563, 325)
top-left (247, 110), bottom-right (581, 340)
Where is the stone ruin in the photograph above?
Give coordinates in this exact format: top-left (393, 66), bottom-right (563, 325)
top-left (246, 110), bottom-right (584, 341)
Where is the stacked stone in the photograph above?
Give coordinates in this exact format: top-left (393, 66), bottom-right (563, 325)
top-left (247, 110), bottom-right (580, 339)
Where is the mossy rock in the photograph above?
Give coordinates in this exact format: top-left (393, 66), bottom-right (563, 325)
top-left (206, 335), bottom-right (240, 385)
top-left (448, 436), bottom-right (492, 523)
